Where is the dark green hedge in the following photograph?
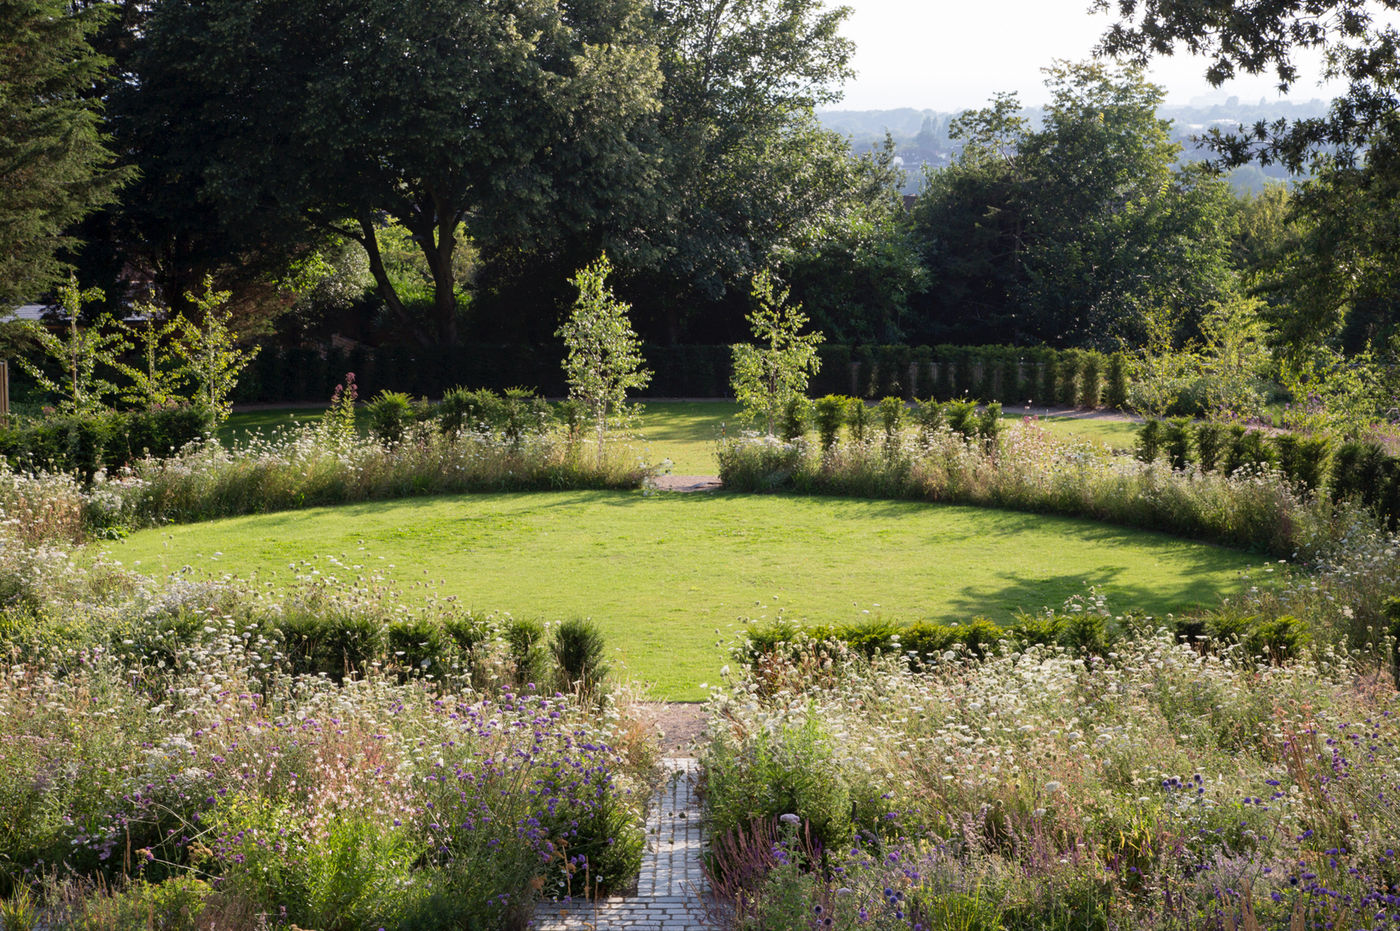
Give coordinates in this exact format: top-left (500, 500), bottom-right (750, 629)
top-left (232, 344), bottom-right (572, 403)
top-left (0, 406), bottom-right (208, 483)
top-left (235, 343), bottom-right (1130, 407)
top-left (1138, 418), bottom-right (1400, 529)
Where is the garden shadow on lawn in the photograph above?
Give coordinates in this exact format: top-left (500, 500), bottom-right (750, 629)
top-left (941, 566), bottom-right (1225, 621)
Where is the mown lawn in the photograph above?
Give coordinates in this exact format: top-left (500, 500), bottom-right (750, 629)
top-left (111, 490), bottom-right (1258, 700)
top-left (999, 408), bottom-right (1141, 449)
top-left (217, 406), bottom-right (363, 446)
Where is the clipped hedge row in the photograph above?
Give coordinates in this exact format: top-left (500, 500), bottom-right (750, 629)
top-left (273, 612), bottom-right (608, 693)
top-left (1138, 418), bottom-right (1400, 528)
top-left (811, 344), bottom-right (1127, 406)
top-left (740, 610), bottom-right (1310, 673)
top-left (233, 343), bottom-right (1131, 406)
top-left (796, 395), bottom-right (1002, 449)
top-left (0, 406), bottom-right (207, 483)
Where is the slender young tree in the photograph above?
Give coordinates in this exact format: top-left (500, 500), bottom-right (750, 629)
top-left (730, 270), bottom-right (824, 436)
top-left (168, 278), bottom-right (259, 427)
top-left (558, 255), bottom-right (651, 463)
top-left (14, 275), bottom-right (125, 413)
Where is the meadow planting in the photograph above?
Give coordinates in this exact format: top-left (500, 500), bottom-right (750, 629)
top-left (11, 0), bottom-right (1400, 922)
top-left (0, 391), bottom-right (647, 545)
top-left (0, 526), bottom-right (656, 929)
top-left (719, 409), bottom-right (1323, 556)
top-left (3, 390), bottom-right (1400, 928)
top-left (699, 455), bottom-right (1400, 928)
top-left (704, 623), bottom-right (1400, 929)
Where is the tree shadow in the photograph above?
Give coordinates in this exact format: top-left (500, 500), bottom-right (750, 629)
top-left (933, 566), bottom-right (1241, 623)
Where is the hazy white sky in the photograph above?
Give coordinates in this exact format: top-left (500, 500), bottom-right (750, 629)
top-left (834, 0), bottom-right (1343, 111)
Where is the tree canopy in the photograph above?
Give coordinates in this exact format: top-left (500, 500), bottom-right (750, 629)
top-left (134, 0), bottom-right (662, 346)
top-left (0, 0), bottom-right (125, 308)
top-left (614, 0), bottom-right (860, 341)
top-left (1096, 0), bottom-right (1400, 354)
top-left (1095, 0), bottom-right (1400, 171)
top-left (910, 63), bottom-right (1236, 348)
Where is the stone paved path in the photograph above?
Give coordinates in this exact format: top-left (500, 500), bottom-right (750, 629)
top-left (534, 758), bottom-right (712, 930)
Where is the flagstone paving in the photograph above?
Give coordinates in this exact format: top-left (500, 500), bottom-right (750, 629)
top-left (534, 758), bottom-right (712, 930)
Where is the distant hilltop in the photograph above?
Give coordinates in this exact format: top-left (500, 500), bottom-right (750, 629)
top-left (817, 99), bottom-right (1332, 193)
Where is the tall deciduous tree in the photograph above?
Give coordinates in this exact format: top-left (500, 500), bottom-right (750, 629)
top-left (1096, 0), bottom-right (1400, 354)
top-left (1015, 63), bottom-right (1236, 345)
top-left (908, 93), bottom-right (1032, 344)
top-left (138, 0), bottom-right (662, 346)
top-left (77, 0), bottom-right (317, 332)
top-left (1254, 139), bottom-right (1400, 354)
top-left (0, 0), bottom-right (125, 308)
top-left (621, 0), bottom-right (858, 341)
top-left (910, 63), bottom-right (1236, 348)
top-left (778, 139), bottom-right (929, 344)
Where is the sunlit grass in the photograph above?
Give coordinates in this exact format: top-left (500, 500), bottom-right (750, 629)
top-left (998, 408), bottom-right (1141, 449)
top-left (111, 490), bottom-right (1261, 700)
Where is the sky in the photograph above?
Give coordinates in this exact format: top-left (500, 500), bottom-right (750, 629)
top-left (832, 0), bottom-right (1344, 112)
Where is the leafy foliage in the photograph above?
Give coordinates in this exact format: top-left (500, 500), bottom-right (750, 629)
top-left (366, 390), bottom-right (414, 447)
top-left (111, 309), bottom-right (185, 410)
top-left (316, 373), bottom-right (360, 449)
top-left (627, 0), bottom-right (857, 331)
top-left (1278, 342), bottom-right (1400, 439)
top-left (1125, 296), bottom-right (1273, 419)
top-left (910, 63), bottom-right (1236, 348)
top-left (1096, 0), bottom-right (1400, 361)
top-left (12, 276), bottom-right (125, 413)
top-left (1253, 138), bottom-right (1400, 354)
top-left (558, 256), bottom-right (652, 462)
top-left (731, 271), bottom-right (824, 435)
top-left (167, 278), bottom-right (259, 427)
top-left (776, 141), bottom-right (928, 343)
top-left (0, 0), bottom-right (126, 308)
top-left (0, 405), bottom-right (206, 484)
top-left (551, 617), bottom-right (610, 695)
top-left (1095, 0), bottom-right (1400, 172)
top-left (133, 0), bottom-right (662, 346)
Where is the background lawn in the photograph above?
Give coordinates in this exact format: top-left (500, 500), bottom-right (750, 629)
top-left (217, 407), bottom-right (351, 445)
top-left (222, 400), bottom-right (1137, 473)
top-left (997, 408), bottom-right (1141, 450)
top-left (111, 490), bottom-right (1260, 700)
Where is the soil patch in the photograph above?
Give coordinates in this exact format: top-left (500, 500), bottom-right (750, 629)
top-left (638, 702), bottom-right (708, 755)
top-left (650, 474), bottom-right (722, 493)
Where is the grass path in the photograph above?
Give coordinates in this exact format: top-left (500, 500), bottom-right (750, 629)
top-left (111, 490), bottom-right (1260, 699)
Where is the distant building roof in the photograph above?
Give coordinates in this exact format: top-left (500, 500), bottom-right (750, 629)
top-left (1, 304), bottom-right (51, 323)
top-left (1, 303), bottom-right (151, 325)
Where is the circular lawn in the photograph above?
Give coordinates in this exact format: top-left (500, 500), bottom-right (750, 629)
top-left (111, 490), bottom-right (1264, 699)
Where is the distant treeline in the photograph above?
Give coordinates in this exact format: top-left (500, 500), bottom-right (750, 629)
top-left (818, 100), bottom-right (1325, 193)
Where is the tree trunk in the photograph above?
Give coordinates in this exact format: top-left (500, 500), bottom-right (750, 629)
top-left (355, 214), bottom-right (431, 348)
top-left (418, 216), bottom-right (458, 346)
top-left (664, 302), bottom-right (681, 345)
